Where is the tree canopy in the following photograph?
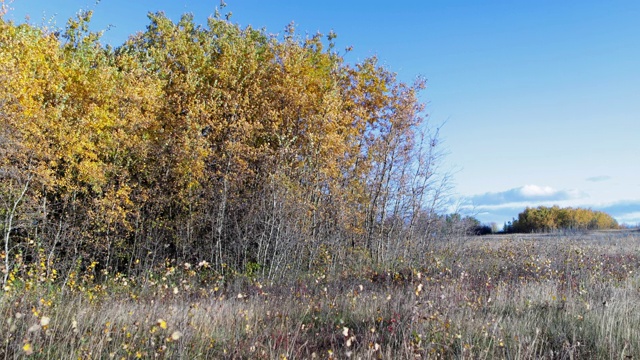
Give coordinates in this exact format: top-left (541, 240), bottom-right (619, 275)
top-left (0, 10), bottom-right (446, 282)
top-left (504, 206), bottom-right (619, 233)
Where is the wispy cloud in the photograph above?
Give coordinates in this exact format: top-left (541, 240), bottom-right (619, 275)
top-left (586, 175), bottom-right (611, 182)
top-left (468, 185), bottom-right (584, 206)
top-left (598, 201), bottom-right (640, 220)
top-left (616, 212), bottom-right (640, 225)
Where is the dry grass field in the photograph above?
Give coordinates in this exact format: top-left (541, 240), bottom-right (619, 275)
top-left (2, 230), bottom-right (640, 359)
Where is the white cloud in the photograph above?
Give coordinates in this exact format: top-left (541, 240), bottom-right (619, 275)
top-left (520, 185), bottom-right (557, 197)
top-left (467, 185), bottom-right (585, 207)
top-left (585, 175), bottom-right (612, 182)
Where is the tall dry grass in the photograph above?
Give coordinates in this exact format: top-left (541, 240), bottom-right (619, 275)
top-left (2, 231), bottom-right (640, 359)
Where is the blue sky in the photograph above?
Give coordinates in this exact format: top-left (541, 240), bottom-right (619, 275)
top-left (6, 1), bottom-right (640, 226)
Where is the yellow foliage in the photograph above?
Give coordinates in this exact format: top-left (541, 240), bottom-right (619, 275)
top-left (0, 10), bottom-right (431, 278)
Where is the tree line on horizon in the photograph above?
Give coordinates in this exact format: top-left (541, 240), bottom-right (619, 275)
top-left (503, 205), bottom-right (619, 233)
top-left (0, 9), bottom-right (453, 284)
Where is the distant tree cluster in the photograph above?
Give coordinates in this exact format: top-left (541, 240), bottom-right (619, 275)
top-left (504, 206), bottom-right (619, 233)
top-left (0, 10), bottom-right (448, 283)
top-left (428, 214), bottom-right (493, 237)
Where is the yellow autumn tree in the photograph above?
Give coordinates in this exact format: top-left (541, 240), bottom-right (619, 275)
top-left (1, 9), bottom-right (443, 280)
top-left (507, 206), bottom-right (618, 233)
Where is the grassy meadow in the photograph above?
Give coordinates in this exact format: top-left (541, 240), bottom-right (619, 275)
top-left (2, 230), bottom-right (640, 359)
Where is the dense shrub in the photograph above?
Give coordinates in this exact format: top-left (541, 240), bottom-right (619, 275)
top-left (504, 206), bottom-right (618, 233)
top-left (0, 10), bottom-right (446, 285)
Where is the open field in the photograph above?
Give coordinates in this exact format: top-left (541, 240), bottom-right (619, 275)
top-left (2, 231), bottom-right (640, 359)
